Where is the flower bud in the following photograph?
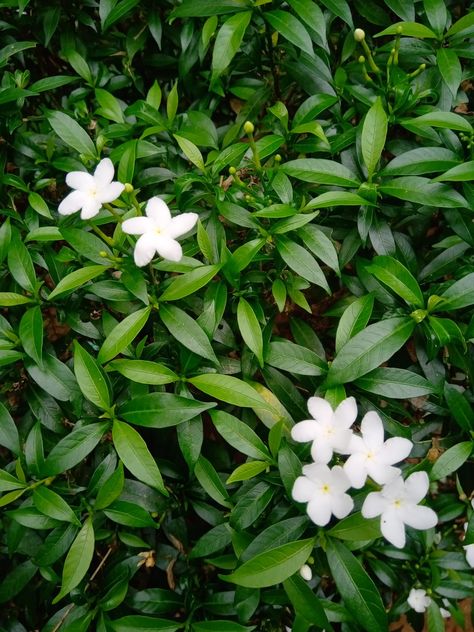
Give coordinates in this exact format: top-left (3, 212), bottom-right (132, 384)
top-left (358, 55), bottom-right (366, 64)
top-left (354, 28), bottom-right (366, 42)
top-left (275, 154), bottom-right (282, 162)
top-left (229, 166), bottom-right (236, 175)
top-left (243, 120), bottom-right (255, 134)
top-left (299, 564), bottom-right (312, 581)
top-left (99, 251), bottom-right (108, 258)
top-left (396, 25), bottom-right (403, 34)
top-left (124, 182), bottom-right (134, 193)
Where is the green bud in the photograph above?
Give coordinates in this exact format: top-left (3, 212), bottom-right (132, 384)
top-left (358, 55), bottom-right (366, 64)
top-left (99, 251), bottom-right (108, 258)
top-left (274, 154), bottom-right (282, 162)
top-left (124, 182), bottom-right (134, 193)
top-left (396, 25), bottom-right (403, 34)
top-left (410, 309), bottom-right (428, 323)
top-left (229, 166), bottom-right (236, 175)
top-left (243, 120), bottom-right (255, 134)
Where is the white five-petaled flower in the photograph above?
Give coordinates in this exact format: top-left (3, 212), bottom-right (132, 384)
top-left (407, 588), bottom-right (431, 613)
top-left (121, 196), bottom-right (198, 267)
top-left (58, 158), bottom-right (125, 219)
top-left (292, 463), bottom-right (354, 526)
top-left (291, 396), bottom-right (357, 464)
top-left (344, 411), bottom-right (413, 488)
top-left (361, 471), bottom-right (438, 548)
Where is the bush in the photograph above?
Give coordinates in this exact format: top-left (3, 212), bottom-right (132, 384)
top-left (0, 1), bottom-right (473, 630)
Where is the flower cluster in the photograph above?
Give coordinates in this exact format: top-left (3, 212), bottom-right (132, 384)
top-left (291, 397), bottom-right (438, 548)
top-left (58, 158), bottom-right (198, 266)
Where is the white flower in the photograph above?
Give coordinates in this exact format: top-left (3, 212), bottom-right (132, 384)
top-left (292, 463), bottom-right (354, 526)
top-left (299, 564), bottom-right (312, 581)
top-left (407, 588), bottom-right (431, 613)
top-left (440, 599), bottom-right (451, 618)
top-left (58, 158), bottom-right (125, 220)
top-left (361, 471), bottom-right (438, 548)
top-left (463, 522), bottom-right (474, 567)
top-left (121, 196), bottom-right (198, 267)
top-left (344, 411), bottom-right (413, 488)
top-left (291, 397), bottom-right (357, 464)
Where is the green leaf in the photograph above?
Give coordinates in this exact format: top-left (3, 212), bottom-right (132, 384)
top-left (335, 295), bottom-right (374, 353)
top-left (18, 306), bottom-right (43, 366)
top-left (434, 160), bottom-right (474, 182)
top-left (96, 87), bottom-right (125, 123)
top-left (174, 135), bottom-right (206, 172)
top-left (193, 622), bottom-right (255, 632)
top-left (0, 40), bottom-right (36, 66)
top-left (298, 224), bottom-right (340, 274)
top-left (159, 265), bottom-right (220, 301)
top-left (53, 517), bottom-right (95, 603)
top-left (98, 306), bottom-right (151, 364)
top-left (211, 11), bottom-right (252, 79)
top-left (361, 97), bottom-right (388, 179)
top-left (189, 374), bottom-right (271, 410)
top-left (0, 401), bottom-right (20, 455)
top-left (446, 11), bottom-right (474, 37)
top-left (437, 48), bottom-right (462, 98)
top-left (435, 272), bottom-right (474, 311)
top-left (231, 481), bottom-right (275, 530)
top-left (74, 342), bottom-right (112, 410)
top-left (60, 227), bottom-right (113, 265)
top-left (107, 359), bottom-right (179, 385)
top-left (319, 0), bottom-right (352, 25)
top-left (159, 303), bottom-right (218, 364)
top-left (354, 367), bottom-right (436, 398)
top-left (119, 392), bottom-right (215, 428)
top-left (0, 218), bottom-right (11, 264)
top-left (366, 255), bottom-right (423, 307)
top-left (375, 21), bottom-right (437, 38)
top-left (95, 463), bottom-right (124, 510)
top-left (194, 455), bottom-right (230, 507)
top-left (210, 410), bottom-right (270, 461)
top-left (265, 340), bottom-right (326, 376)
top-left (222, 538), bottom-right (314, 588)
top-left (327, 513), bottom-right (381, 541)
top-left (286, 0), bottom-right (328, 49)
top-left (281, 159), bottom-right (359, 187)
top-left (111, 616), bottom-right (181, 632)
top-left (227, 461), bottom-right (268, 484)
top-left (424, 0), bottom-right (447, 33)
top-left (426, 601), bottom-right (445, 632)
top-left (443, 383), bottom-right (474, 432)
top-left (104, 500), bottom-right (157, 528)
top-left (379, 177), bottom-right (467, 208)
top-left (8, 232), bottom-right (36, 293)
top-left (326, 538), bottom-right (387, 632)
top-left (430, 441), bottom-right (472, 481)
top-left (304, 191), bottom-right (369, 210)
top-left (33, 486), bottom-right (80, 526)
top-left (265, 10), bottom-right (313, 55)
top-left (326, 317), bottom-right (415, 386)
top-left (276, 236), bottom-right (330, 293)
top-left (404, 112), bottom-right (472, 134)
top-left (0, 561), bottom-right (36, 604)
top-left (48, 111), bottom-right (97, 159)
top-left (43, 422), bottom-right (109, 475)
top-left (381, 147), bottom-right (460, 176)
top-left (237, 298), bottom-right (264, 366)
top-left (48, 265), bottom-right (110, 300)
top-left (112, 419), bottom-right (167, 495)
top-left (0, 292), bottom-right (33, 307)
top-left (102, 0), bottom-right (140, 31)
top-left (284, 575), bottom-right (333, 630)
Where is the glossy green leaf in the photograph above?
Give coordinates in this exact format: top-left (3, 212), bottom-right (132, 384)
top-left (430, 441), bottom-right (472, 481)
top-left (110, 616), bottom-right (181, 632)
top-left (119, 392), bottom-right (215, 428)
top-left (326, 317), bottom-right (415, 385)
top-left (284, 575), bottom-right (333, 630)
top-left (43, 422), bottom-right (109, 475)
top-left (0, 401), bottom-right (20, 455)
top-left (159, 303), bottom-right (218, 364)
top-left (435, 272), bottom-right (474, 311)
top-left (354, 367), bottom-right (436, 398)
top-left (437, 48), bottom-right (462, 98)
top-left (281, 159), bottom-right (359, 187)
top-left (222, 538), bottom-right (314, 588)
top-left (48, 111), bottom-right (97, 159)
top-left (326, 538), bottom-right (387, 632)
top-left (48, 265), bottom-right (110, 300)
top-left (53, 517), bottom-right (95, 603)
top-left (265, 10), bottom-right (313, 55)
top-left (276, 236), bottom-right (330, 293)
top-left (375, 21), bottom-right (437, 38)
top-left (210, 410), bottom-right (270, 460)
top-left (98, 306), bottom-right (151, 364)
top-left (194, 455), bottom-right (230, 507)
top-left (237, 298), bottom-right (264, 366)
top-left (74, 341), bottom-right (112, 410)
top-left (33, 486), bottom-right (81, 526)
top-left (107, 359), bottom-right (179, 385)
top-left (211, 11), bottom-right (252, 79)
top-left (189, 374), bottom-right (271, 410)
top-left (366, 255), bottom-right (423, 306)
top-left (112, 419), bottom-right (167, 495)
top-left (159, 265), bottom-right (220, 301)
top-left (361, 97), bottom-right (387, 179)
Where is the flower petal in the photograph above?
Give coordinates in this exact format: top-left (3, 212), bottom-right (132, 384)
top-left (154, 235), bottom-right (183, 262)
top-left (291, 420), bottom-right (319, 443)
top-left (94, 158), bottom-right (114, 186)
top-left (368, 463), bottom-right (400, 486)
top-left (65, 171), bottom-right (95, 191)
top-left (58, 190), bottom-right (87, 215)
top-left (330, 465), bottom-right (351, 492)
top-left (360, 411), bottom-right (384, 450)
top-left (292, 476), bottom-right (316, 503)
top-left (378, 437), bottom-right (413, 466)
top-left (400, 505), bottom-right (438, 531)
top-left (134, 233), bottom-right (158, 267)
top-left (97, 181), bottom-right (125, 203)
top-left (404, 471), bottom-right (429, 504)
top-left (464, 543), bottom-right (474, 567)
top-left (344, 453), bottom-right (368, 488)
top-left (331, 492), bottom-right (354, 519)
top-left (333, 396), bottom-right (358, 429)
top-left (302, 462), bottom-right (330, 482)
top-left (307, 397), bottom-right (333, 424)
top-left (80, 199), bottom-right (102, 219)
top-left (310, 440), bottom-right (333, 464)
top-left (168, 212), bottom-right (199, 239)
top-left (307, 496), bottom-right (332, 526)
top-left (361, 491), bottom-right (386, 518)
top-left (122, 217), bottom-right (154, 235)
top-left (146, 196), bottom-right (171, 227)
top-left (380, 509), bottom-right (406, 548)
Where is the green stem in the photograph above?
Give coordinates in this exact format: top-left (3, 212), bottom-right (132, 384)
top-left (89, 222), bottom-right (115, 247)
top-left (103, 203), bottom-right (122, 222)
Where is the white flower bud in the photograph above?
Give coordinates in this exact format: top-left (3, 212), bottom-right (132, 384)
top-left (354, 28), bottom-right (366, 42)
top-left (299, 564), bottom-right (312, 581)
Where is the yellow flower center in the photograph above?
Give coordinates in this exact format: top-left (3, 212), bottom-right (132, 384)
top-left (321, 484), bottom-right (331, 494)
